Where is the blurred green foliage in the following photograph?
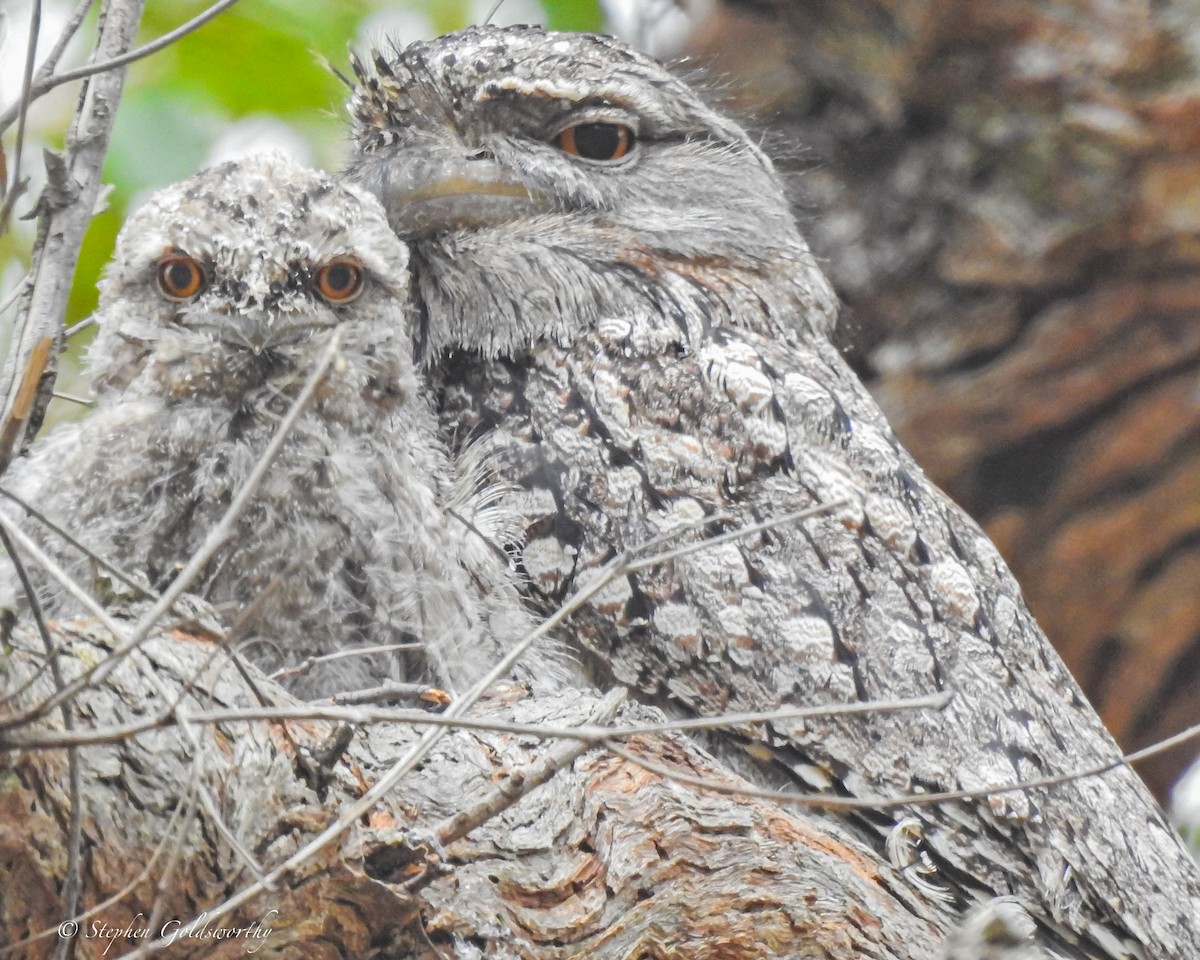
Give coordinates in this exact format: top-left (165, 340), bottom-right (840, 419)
top-left (4, 0), bottom-right (604, 364)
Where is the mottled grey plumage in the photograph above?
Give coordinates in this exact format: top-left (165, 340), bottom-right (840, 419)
top-left (344, 24), bottom-right (1200, 957)
top-left (941, 900), bottom-right (1045, 960)
top-left (1, 155), bottom-right (536, 696)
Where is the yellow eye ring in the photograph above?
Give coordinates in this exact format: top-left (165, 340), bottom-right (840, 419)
top-left (314, 258), bottom-right (365, 304)
top-left (554, 122), bottom-right (635, 162)
top-left (156, 253), bottom-right (205, 301)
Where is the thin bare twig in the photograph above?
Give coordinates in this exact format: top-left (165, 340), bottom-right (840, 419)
top-left (0, 0), bottom-right (40, 231)
top-left (0, 524), bottom-right (82, 960)
top-left (0, 0), bottom-right (245, 133)
top-left (1, 497), bottom-right (860, 743)
top-left (0, 635), bottom-right (64, 708)
top-left (0, 494), bottom-right (881, 958)
top-left (64, 315), bottom-right (95, 338)
top-left (0, 0), bottom-right (97, 154)
top-left (0, 483), bottom-right (157, 599)
top-left (1124, 724), bottom-right (1200, 767)
top-left (0, 507), bottom-right (136, 677)
top-left (430, 687), bottom-right (628, 849)
top-left (0, 273), bottom-right (30, 318)
top-left (0, 690), bottom-right (950, 752)
top-left (602, 736), bottom-right (1143, 814)
top-left (50, 0), bottom-right (244, 85)
top-left (31, 0), bottom-right (97, 85)
top-left (481, 0), bottom-right (509, 27)
top-left (100, 497), bottom-right (861, 960)
top-left (49, 390), bottom-right (92, 407)
top-left (584, 690), bottom-right (954, 736)
top-left (327, 680), bottom-right (447, 706)
top-left (7, 599), bottom-right (1195, 822)
top-left (141, 786), bottom-right (200, 951)
top-left (0, 508), bottom-right (183, 722)
top-left (175, 715), bottom-right (272, 888)
top-left (0, 0), bottom-right (148, 474)
top-left (623, 501), bottom-right (857, 574)
top-left (270, 641), bottom-right (425, 684)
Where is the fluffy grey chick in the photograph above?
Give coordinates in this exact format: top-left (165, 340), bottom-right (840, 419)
top-left (1, 154), bottom-right (536, 697)
top-left (344, 25), bottom-right (1200, 957)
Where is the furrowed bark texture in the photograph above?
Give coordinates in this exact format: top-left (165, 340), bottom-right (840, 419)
top-left (0, 614), bottom-right (950, 959)
top-left (673, 0), bottom-right (1200, 799)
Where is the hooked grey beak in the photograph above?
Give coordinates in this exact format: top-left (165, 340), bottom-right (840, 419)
top-left (236, 313), bottom-right (278, 355)
top-left (359, 149), bottom-right (556, 239)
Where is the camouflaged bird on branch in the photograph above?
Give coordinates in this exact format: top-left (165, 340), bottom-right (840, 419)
top-left (344, 24), bottom-right (1200, 958)
top-left (0, 155), bottom-right (550, 698)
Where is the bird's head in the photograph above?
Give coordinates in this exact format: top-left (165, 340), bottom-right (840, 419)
top-left (343, 25), bottom-right (836, 360)
top-left (89, 154), bottom-right (413, 409)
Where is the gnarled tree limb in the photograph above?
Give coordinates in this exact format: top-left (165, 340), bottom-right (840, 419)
top-left (0, 0), bottom-right (146, 474)
top-left (1, 612), bottom-right (959, 960)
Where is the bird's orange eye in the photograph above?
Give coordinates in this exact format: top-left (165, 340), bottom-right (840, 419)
top-left (314, 258), bottom-right (365, 304)
top-left (156, 254), bottom-right (205, 301)
top-left (555, 122), bottom-right (635, 162)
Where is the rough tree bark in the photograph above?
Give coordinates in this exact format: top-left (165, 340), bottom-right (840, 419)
top-left (0, 0), bottom-right (147, 472)
top-left (2, 611), bottom-right (958, 959)
top-left (666, 0), bottom-right (1200, 799)
top-left (3, 3), bottom-right (1198, 958)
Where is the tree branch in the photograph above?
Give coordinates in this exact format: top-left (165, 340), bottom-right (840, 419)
top-left (0, 0), bottom-right (147, 473)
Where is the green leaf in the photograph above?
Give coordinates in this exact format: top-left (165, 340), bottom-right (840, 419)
top-left (541, 0), bottom-right (605, 32)
top-left (67, 205), bottom-right (122, 327)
